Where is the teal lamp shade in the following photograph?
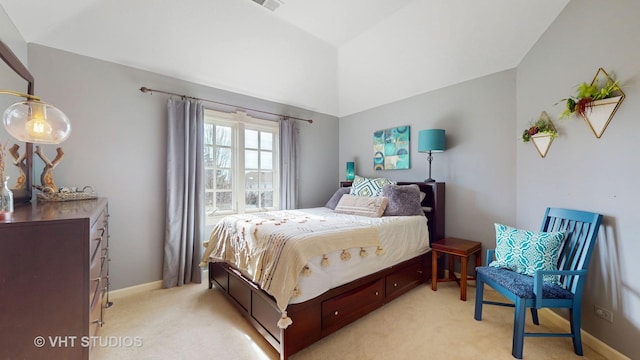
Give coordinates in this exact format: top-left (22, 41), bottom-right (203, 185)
top-left (418, 129), bottom-right (446, 153)
top-left (417, 129), bottom-right (446, 182)
top-left (346, 162), bottom-right (355, 181)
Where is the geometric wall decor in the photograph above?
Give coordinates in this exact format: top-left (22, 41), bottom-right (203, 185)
top-left (581, 95), bottom-right (624, 138)
top-left (580, 68), bottom-right (625, 138)
top-left (531, 112), bottom-right (556, 158)
top-left (531, 131), bottom-right (554, 158)
top-left (522, 111), bottom-right (557, 158)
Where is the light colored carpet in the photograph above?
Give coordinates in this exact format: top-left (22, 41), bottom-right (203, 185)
top-left (94, 281), bottom-right (607, 360)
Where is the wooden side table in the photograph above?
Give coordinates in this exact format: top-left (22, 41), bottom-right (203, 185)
top-left (431, 237), bottom-right (482, 301)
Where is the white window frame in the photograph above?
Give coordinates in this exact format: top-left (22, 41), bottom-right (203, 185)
top-left (204, 109), bottom-right (280, 225)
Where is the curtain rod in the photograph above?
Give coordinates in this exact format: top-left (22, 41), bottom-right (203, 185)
top-left (139, 86), bottom-right (313, 124)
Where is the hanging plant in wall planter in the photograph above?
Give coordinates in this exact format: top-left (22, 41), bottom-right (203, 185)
top-left (558, 68), bottom-right (625, 138)
top-left (522, 111), bottom-right (557, 158)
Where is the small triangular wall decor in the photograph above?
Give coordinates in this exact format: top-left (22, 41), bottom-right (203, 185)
top-left (580, 68), bottom-right (625, 138)
top-left (529, 111), bottom-right (556, 158)
top-left (531, 133), bottom-right (553, 158)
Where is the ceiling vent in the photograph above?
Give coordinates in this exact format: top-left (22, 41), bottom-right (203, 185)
top-left (251, 0), bottom-right (283, 12)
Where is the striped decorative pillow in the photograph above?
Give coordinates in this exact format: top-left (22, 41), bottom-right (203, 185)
top-left (334, 195), bottom-right (389, 217)
top-left (349, 175), bottom-right (395, 197)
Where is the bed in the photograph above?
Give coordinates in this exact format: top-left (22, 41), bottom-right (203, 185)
top-left (204, 181), bottom-right (445, 359)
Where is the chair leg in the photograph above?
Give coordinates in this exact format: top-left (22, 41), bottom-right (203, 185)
top-left (530, 308), bottom-right (539, 325)
top-left (512, 298), bottom-right (526, 359)
top-left (570, 305), bottom-right (584, 355)
top-left (474, 276), bottom-right (484, 321)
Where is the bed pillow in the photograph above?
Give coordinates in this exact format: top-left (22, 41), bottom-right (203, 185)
top-left (381, 184), bottom-right (424, 216)
top-left (334, 194), bottom-right (389, 217)
top-left (325, 187), bottom-right (351, 210)
top-left (349, 175), bottom-right (395, 197)
top-left (489, 223), bottom-right (565, 285)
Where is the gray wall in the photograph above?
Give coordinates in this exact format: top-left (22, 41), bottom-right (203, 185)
top-left (27, 44), bottom-right (339, 290)
top-left (340, 69), bottom-right (518, 251)
top-left (516, 1), bottom-right (640, 358)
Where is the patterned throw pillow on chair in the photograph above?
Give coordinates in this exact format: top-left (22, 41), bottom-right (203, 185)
top-left (489, 223), bottom-right (566, 285)
top-left (349, 175), bottom-right (395, 197)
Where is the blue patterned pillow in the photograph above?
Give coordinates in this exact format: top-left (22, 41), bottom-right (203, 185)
top-left (489, 223), bottom-right (565, 285)
top-left (349, 175), bottom-right (395, 197)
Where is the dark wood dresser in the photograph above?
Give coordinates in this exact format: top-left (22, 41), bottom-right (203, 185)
top-left (0, 198), bottom-right (110, 359)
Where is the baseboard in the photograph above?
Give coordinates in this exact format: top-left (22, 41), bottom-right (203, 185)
top-left (108, 270), bottom-right (209, 301)
top-left (539, 309), bottom-right (630, 360)
top-left (109, 280), bottom-right (163, 301)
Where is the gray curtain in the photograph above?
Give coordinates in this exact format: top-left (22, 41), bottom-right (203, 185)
top-left (163, 98), bottom-right (204, 288)
top-left (279, 117), bottom-right (299, 209)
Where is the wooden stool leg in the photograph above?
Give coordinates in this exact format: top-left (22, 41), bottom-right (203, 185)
top-left (448, 254), bottom-right (455, 280)
top-left (461, 255), bottom-right (468, 301)
top-left (431, 250), bottom-right (438, 291)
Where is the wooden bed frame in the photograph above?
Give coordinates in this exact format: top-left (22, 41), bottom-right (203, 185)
top-left (208, 182), bottom-right (445, 359)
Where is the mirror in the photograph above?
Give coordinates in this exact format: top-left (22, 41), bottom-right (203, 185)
top-left (0, 39), bottom-right (33, 203)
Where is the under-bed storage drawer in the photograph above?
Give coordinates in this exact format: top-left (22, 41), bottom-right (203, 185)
top-left (229, 271), bottom-right (251, 312)
top-left (385, 258), bottom-right (424, 300)
top-left (321, 278), bottom-right (384, 334)
top-left (251, 293), bottom-right (282, 341)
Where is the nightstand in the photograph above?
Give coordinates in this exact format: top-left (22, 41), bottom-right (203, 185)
top-left (431, 237), bottom-right (482, 301)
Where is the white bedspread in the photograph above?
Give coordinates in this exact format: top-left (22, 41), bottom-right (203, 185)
top-left (290, 207), bottom-right (430, 303)
top-left (203, 207), bottom-right (430, 308)
top-left (201, 207), bottom-right (394, 328)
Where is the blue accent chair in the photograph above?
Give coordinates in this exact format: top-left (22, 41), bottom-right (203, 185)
top-left (474, 208), bottom-right (603, 359)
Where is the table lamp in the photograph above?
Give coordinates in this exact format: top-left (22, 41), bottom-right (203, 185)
top-left (418, 129), bottom-right (445, 182)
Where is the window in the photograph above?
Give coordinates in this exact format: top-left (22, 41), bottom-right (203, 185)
top-left (204, 110), bottom-right (279, 223)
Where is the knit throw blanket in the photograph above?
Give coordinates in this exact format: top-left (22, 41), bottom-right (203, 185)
top-left (200, 210), bottom-right (380, 328)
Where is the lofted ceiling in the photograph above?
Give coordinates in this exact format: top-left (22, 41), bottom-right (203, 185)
top-left (1, 0), bottom-right (416, 48)
top-left (0, 0), bottom-right (569, 116)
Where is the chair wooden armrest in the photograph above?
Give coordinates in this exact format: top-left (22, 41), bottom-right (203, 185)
top-left (532, 269), bottom-right (587, 308)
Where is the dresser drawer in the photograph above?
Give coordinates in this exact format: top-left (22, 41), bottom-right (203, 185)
top-left (322, 278), bottom-right (384, 334)
top-left (385, 258), bottom-right (424, 300)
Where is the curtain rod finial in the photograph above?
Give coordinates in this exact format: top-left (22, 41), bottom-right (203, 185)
top-left (140, 86), bottom-right (150, 94)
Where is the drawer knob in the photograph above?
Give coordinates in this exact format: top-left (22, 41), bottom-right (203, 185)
top-left (334, 311), bottom-right (339, 316)
top-left (375, 291), bottom-right (379, 296)
top-left (394, 283), bottom-right (398, 287)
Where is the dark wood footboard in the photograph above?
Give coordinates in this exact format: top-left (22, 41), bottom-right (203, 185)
top-left (209, 252), bottom-right (431, 359)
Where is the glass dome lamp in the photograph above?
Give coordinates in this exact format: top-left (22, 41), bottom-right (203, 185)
top-left (1, 91), bottom-right (71, 144)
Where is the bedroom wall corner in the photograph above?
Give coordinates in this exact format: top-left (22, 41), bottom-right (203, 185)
top-left (515, 1), bottom-right (640, 358)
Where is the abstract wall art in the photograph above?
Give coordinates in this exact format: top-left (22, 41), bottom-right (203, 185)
top-left (373, 125), bottom-right (410, 170)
